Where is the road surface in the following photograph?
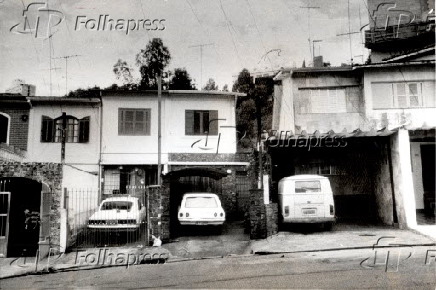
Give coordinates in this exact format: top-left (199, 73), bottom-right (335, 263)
top-left (1, 246), bottom-right (435, 289)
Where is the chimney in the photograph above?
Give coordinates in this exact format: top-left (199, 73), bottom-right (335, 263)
top-left (313, 55), bottom-right (324, 68)
top-left (20, 84), bottom-right (36, 96)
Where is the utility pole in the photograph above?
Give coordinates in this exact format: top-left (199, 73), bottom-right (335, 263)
top-left (188, 43), bottom-right (213, 89)
top-left (157, 75), bottom-right (162, 185)
top-left (53, 55), bottom-right (81, 95)
top-left (300, 6), bottom-right (320, 63)
top-left (61, 112), bottom-right (67, 164)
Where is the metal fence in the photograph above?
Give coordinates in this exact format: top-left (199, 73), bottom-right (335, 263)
top-left (66, 186), bottom-right (148, 249)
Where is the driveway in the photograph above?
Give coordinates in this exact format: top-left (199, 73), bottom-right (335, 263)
top-left (163, 220), bottom-right (251, 258)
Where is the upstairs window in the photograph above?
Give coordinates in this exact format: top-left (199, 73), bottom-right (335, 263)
top-left (372, 82), bottom-right (424, 109)
top-left (118, 108), bottom-right (151, 136)
top-left (0, 113), bottom-right (10, 144)
top-left (185, 110), bottom-right (218, 135)
top-left (395, 83), bottom-right (422, 108)
top-left (309, 89), bottom-right (347, 113)
top-left (41, 115), bottom-right (89, 143)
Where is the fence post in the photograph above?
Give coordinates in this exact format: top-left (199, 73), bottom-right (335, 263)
top-left (60, 188), bottom-right (69, 253)
top-left (146, 186), bottom-right (150, 246)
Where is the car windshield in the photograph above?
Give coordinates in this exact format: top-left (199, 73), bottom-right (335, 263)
top-left (185, 197), bottom-right (218, 208)
top-left (101, 201), bottom-right (133, 211)
top-left (295, 181), bottom-right (321, 193)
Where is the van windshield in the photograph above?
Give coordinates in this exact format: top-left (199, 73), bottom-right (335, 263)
top-left (295, 181), bottom-right (321, 193)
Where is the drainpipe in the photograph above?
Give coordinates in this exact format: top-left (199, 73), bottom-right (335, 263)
top-left (98, 91), bottom-right (103, 202)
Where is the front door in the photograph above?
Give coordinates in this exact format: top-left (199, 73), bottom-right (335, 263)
top-left (0, 192), bottom-right (11, 257)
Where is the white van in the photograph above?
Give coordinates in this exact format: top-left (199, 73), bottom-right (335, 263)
top-left (278, 175), bottom-right (336, 228)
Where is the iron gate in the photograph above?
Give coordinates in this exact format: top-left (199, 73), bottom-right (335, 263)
top-left (67, 187), bottom-right (149, 249)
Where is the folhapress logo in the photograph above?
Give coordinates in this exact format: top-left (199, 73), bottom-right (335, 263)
top-left (10, 2), bottom-right (65, 39)
top-left (74, 15), bottom-right (166, 35)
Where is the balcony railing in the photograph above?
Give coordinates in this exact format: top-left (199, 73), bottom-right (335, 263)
top-left (365, 21), bottom-right (435, 50)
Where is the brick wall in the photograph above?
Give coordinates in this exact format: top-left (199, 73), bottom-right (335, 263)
top-left (0, 162), bottom-right (63, 248)
top-left (1, 109), bottom-right (30, 151)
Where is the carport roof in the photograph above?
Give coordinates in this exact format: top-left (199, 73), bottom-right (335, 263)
top-left (268, 127), bottom-right (397, 141)
top-left (164, 167), bottom-right (228, 180)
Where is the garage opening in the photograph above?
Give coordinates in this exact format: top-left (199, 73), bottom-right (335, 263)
top-left (269, 136), bottom-right (393, 227)
top-left (0, 177), bottom-right (42, 257)
top-left (165, 168), bottom-right (230, 238)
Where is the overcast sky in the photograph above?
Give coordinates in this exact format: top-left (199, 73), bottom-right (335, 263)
top-left (0, 0), bottom-right (369, 96)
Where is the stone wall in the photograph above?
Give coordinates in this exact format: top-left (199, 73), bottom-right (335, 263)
top-left (147, 185), bottom-right (170, 243)
top-left (0, 162), bottom-right (63, 248)
top-left (249, 189), bottom-right (278, 239)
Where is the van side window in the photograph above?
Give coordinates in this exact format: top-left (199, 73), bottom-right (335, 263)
top-left (295, 181), bottom-right (321, 193)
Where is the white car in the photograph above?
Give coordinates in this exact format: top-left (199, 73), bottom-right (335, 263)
top-left (178, 193), bottom-right (225, 226)
top-left (87, 196), bottom-right (146, 231)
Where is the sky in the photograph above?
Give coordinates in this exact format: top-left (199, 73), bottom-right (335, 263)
top-left (0, 0), bottom-right (370, 96)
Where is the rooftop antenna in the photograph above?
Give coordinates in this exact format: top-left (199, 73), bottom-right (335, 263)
top-left (336, 0), bottom-right (360, 65)
top-left (188, 43), bottom-right (214, 89)
top-left (53, 55), bottom-right (81, 95)
top-left (300, 5), bottom-right (320, 63)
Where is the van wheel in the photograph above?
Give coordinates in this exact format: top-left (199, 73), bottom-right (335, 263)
top-left (324, 222), bottom-right (333, 231)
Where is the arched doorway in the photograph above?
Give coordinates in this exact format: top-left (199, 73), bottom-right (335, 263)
top-left (0, 177), bottom-right (42, 257)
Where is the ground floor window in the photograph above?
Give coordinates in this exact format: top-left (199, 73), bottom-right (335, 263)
top-left (103, 165), bottom-right (157, 195)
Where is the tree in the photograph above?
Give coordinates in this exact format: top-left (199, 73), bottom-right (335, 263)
top-left (66, 85), bottom-right (101, 98)
top-left (113, 59), bottom-right (134, 85)
top-left (136, 38), bottom-right (171, 89)
top-left (222, 84), bottom-right (229, 92)
top-left (169, 68), bottom-right (196, 90)
top-left (232, 68), bottom-right (274, 149)
top-left (203, 78), bottom-right (218, 91)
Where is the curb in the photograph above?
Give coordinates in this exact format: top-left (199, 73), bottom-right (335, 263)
top-left (252, 242), bottom-right (436, 255)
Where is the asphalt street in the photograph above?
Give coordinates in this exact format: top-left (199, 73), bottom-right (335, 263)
top-left (1, 246), bottom-right (435, 289)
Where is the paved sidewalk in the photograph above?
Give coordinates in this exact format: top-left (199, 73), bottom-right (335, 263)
top-left (250, 225), bottom-right (436, 254)
top-left (1, 225), bottom-right (435, 280)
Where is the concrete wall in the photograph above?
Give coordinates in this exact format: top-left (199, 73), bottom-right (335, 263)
top-left (363, 66), bottom-right (436, 130)
top-left (101, 94), bottom-right (237, 165)
top-left (390, 129), bottom-right (417, 228)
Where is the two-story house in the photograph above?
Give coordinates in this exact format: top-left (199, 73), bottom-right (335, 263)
top-left (100, 90), bottom-right (250, 227)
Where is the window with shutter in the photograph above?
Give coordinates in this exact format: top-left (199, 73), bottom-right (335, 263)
top-left (41, 116), bottom-right (54, 142)
top-left (118, 108), bottom-right (151, 136)
top-left (79, 117), bottom-right (90, 143)
top-left (185, 110), bottom-right (218, 135)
